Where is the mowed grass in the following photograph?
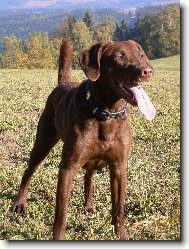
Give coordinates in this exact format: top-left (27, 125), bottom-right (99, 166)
top-left (0, 55), bottom-right (180, 240)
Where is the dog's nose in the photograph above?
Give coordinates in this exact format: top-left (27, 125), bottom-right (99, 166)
top-left (141, 67), bottom-right (153, 81)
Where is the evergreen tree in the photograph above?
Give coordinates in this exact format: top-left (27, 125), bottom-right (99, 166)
top-left (83, 10), bottom-right (93, 30)
top-left (54, 15), bottom-right (76, 44)
top-left (114, 19), bottom-right (129, 41)
top-left (132, 4), bottom-right (180, 58)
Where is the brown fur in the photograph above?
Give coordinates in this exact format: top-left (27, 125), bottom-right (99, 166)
top-left (58, 38), bottom-right (73, 84)
top-left (13, 39), bottom-right (154, 240)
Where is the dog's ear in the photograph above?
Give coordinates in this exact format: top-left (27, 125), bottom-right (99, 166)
top-left (78, 42), bottom-right (109, 81)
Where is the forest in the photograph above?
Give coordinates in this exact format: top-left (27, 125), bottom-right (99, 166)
top-left (0, 4), bottom-right (180, 69)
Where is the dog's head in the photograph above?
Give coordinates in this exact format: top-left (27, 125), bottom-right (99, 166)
top-left (78, 40), bottom-right (156, 121)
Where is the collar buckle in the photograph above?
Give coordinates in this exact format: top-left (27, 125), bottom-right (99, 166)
top-left (93, 108), bottom-right (111, 121)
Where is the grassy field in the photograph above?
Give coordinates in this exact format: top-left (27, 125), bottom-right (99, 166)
top-left (0, 55), bottom-right (180, 240)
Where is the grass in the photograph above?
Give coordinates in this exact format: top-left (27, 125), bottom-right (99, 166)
top-left (150, 54), bottom-right (180, 72)
top-left (0, 55), bottom-right (180, 240)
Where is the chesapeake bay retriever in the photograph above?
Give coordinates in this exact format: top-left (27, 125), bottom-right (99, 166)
top-left (13, 39), bottom-right (156, 240)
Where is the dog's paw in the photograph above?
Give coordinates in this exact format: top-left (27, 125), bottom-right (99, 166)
top-left (119, 228), bottom-right (133, 240)
top-left (120, 233), bottom-right (134, 240)
top-left (13, 199), bottom-right (27, 215)
top-left (115, 224), bottom-right (134, 240)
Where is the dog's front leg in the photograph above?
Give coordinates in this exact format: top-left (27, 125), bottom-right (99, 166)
top-left (53, 161), bottom-right (80, 240)
top-left (109, 162), bottom-right (132, 240)
top-left (84, 168), bottom-right (96, 213)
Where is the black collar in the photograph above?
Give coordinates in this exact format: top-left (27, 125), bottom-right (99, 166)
top-left (82, 81), bottom-right (128, 121)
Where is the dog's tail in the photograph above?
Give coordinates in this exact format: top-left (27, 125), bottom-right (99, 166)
top-left (58, 38), bottom-right (73, 84)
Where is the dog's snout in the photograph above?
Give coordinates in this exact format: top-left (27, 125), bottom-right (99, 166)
top-left (142, 68), bottom-right (153, 77)
top-left (141, 67), bottom-right (153, 81)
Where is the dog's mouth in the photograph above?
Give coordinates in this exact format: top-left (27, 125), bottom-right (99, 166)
top-left (115, 79), bottom-right (156, 121)
top-left (118, 80), bottom-right (138, 105)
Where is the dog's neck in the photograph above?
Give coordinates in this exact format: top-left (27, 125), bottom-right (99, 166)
top-left (89, 79), bottom-right (126, 113)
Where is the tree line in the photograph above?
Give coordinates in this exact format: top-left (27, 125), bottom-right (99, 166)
top-left (0, 4), bottom-right (164, 52)
top-left (0, 4), bottom-right (180, 69)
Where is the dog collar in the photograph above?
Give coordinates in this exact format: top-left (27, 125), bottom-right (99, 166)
top-left (83, 81), bottom-right (128, 121)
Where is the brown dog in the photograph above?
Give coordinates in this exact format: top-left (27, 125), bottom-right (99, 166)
top-left (13, 39), bottom-right (156, 240)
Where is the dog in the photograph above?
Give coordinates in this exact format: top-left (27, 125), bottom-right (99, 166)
top-left (13, 39), bottom-right (156, 240)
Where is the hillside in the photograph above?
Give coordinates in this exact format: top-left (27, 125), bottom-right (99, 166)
top-left (0, 6), bottom-right (163, 53)
top-left (0, 0), bottom-right (180, 15)
top-left (0, 2), bottom-right (179, 54)
top-left (151, 55), bottom-right (180, 71)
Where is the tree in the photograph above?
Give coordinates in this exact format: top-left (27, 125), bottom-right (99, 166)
top-left (51, 37), bottom-right (62, 65)
top-left (0, 35), bottom-right (28, 68)
top-left (72, 21), bottom-right (94, 69)
top-left (53, 15), bottom-right (76, 44)
top-left (94, 16), bottom-right (116, 42)
top-left (83, 10), bottom-right (93, 30)
top-left (25, 32), bottom-right (56, 69)
top-left (73, 21), bottom-right (93, 51)
top-left (114, 19), bottom-right (130, 41)
top-left (132, 4), bottom-right (180, 59)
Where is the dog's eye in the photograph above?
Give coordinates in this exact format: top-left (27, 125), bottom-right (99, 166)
top-left (140, 53), bottom-right (144, 58)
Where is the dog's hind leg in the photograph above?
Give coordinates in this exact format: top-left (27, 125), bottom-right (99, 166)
top-left (83, 160), bottom-right (107, 213)
top-left (13, 102), bottom-right (60, 215)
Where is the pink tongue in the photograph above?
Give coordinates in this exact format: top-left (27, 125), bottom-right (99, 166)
top-left (129, 85), bottom-right (156, 121)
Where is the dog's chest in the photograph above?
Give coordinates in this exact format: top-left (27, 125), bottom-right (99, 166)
top-left (73, 117), bottom-right (131, 160)
top-left (98, 121), bottom-right (118, 142)
top-left (96, 120), bottom-right (128, 150)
